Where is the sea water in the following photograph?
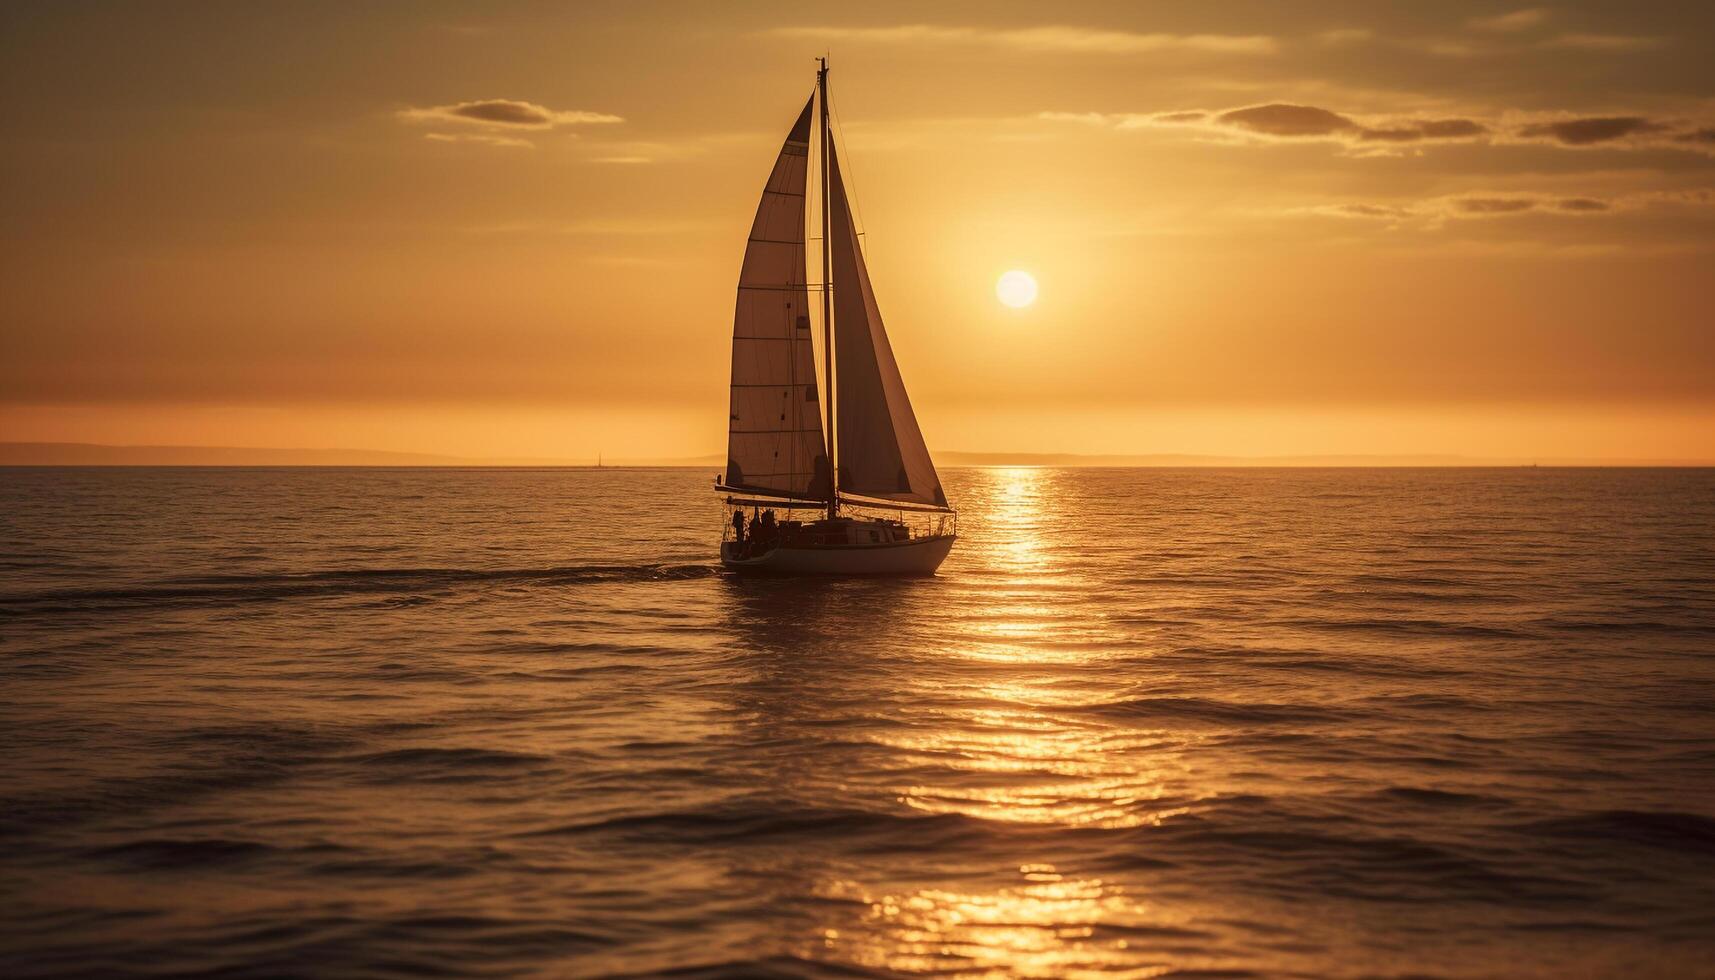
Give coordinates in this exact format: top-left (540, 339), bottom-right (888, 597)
top-left (2, 466), bottom-right (1712, 977)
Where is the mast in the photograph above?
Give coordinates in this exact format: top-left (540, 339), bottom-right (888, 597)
top-left (817, 58), bottom-right (837, 522)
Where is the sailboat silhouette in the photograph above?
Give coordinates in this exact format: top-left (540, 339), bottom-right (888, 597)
top-left (715, 60), bottom-right (956, 575)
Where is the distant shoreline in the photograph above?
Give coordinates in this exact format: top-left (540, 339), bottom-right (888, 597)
top-left (2, 443), bottom-right (1709, 468)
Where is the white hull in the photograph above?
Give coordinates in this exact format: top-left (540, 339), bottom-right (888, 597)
top-left (722, 534), bottom-right (954, 576)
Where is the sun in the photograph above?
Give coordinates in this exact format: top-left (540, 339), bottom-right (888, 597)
top-left (996, 270), bottom-right (1038, 309)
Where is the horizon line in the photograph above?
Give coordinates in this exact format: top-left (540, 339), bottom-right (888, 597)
top-left (2, 441), bottom-right (1711, 468)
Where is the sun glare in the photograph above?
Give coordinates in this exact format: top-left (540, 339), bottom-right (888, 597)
top-left (996, 270), bottom-right (1038, 309)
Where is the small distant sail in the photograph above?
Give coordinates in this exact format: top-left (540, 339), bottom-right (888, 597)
top-left (724, 96), bottom-right (829, 499)
top-left (826, 142), bottom-right (947, 508)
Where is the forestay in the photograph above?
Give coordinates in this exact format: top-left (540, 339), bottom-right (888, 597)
top-left (826, 143), bottom-right (948, 508)
top-left (723, 97), bottom-right (830, 500)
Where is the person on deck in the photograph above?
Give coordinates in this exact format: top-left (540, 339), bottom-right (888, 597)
top-left (731, 509), bottom-right (746, 546)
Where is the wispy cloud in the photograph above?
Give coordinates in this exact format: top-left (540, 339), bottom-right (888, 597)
top-left (399, 98), bottom-right (622, 149)
top-left (400, 99), bottom-right (622, 129)
top-left (1297, 202), bottom-right (1416, 220)
top-left (1408, 18), bottom-right (1666, 59)
top-left (768, 23), bottom-right (1277, 55)
top-left (1044, 102), bottom-right (1714, 156)
top-left (1538, 33), bottom-right (1668, 52)
top-left (577, 137), bottom-right (734, 165)
top-left (1219, 104), bottom-right (1360, 138)
top-left (422, 131), bottom-right (535, 149)
top-left (1288, 190), bottom-right (1713, 226)
top-left (1455, 196), bottom-right (1559, 215)
top-left (1313, 28), bottom-right (1374, 46)
top-left (464, 218), bottom-right (707, 236)
top-left (1467, 8), bottom-right (1550, 33)
top-left (1514, 115), bottom-right (1676, 147)
top-left (1047, 103), bottom-right (1490, 150)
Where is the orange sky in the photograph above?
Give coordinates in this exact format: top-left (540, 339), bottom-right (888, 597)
top-left (2, 2), bottom-right (1712, 460)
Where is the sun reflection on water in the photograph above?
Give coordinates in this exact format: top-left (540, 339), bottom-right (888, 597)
top-left (979, 467), bottom-right (1052, 575)
top-left (765, 466), bottom-right (1218, 974)
top-left (814, 866), bottom-right (1198, 979)
top-left (955, 467), bottom-right (1118, 663)
top-left (880, 701), bottom-right (1196, 829)
top-left (878, 467), bottom-right (1200, 831)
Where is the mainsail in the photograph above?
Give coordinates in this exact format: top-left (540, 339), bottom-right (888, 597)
top-left (723, 96), bottom-right (829, 499)
top-left (826, 142), bottom-right (948, 508)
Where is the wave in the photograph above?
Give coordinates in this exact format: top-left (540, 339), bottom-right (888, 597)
top-left (0, 561), bottom-right (721, 610)
top-left (1158, 819), bottom-right (1591, 906)
top-left (1372, 786), bottom-right (1506, 808)
top-left (613, 957), bottom-right (896, 979)
top-left (1514, 810), bottom-right (1715, 855)
top-left (519, 797), bottom-right (1022, 850)
top-left (88, 837), bottom-right (487, 881)
top-left (3, 771), bottom-right (285, 840)
top-left (1068, 696), bottom-right (1352, 727)
top-left (1298, 617), bottom-right (1528, 639)
top-left (1524, 616), bottom-right (1715, 636)
top-left (337, 747), bottom-right (555, 784)
top-left (25, 912), bottom-right (625, 978)
top-left (83, 837), bottom-right (331, 870)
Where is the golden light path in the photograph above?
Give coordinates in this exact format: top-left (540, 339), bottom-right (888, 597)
top-left (814, 868), bottom-right (1205, 979)
top-left (805, 467), bottom-right (1220, 977)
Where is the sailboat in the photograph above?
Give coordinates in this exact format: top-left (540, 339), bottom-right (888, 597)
top-left (716, 60), bottom-right (956, 576)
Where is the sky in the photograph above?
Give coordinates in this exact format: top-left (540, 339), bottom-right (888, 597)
top-left (2, 1), bottom-right (1712, 461)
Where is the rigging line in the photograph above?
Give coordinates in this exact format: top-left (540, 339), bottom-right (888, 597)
top-left (787, 230), bottom-right (800, 491)
top-left (826, 88), bottom-right (870, 260)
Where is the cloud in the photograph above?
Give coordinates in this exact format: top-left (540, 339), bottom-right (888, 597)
top-left (472, 219), bottom-right (707, 236)
top-left (399, 99), bottom-right (623, 130)
top-left (1416, 39), bottom-right (1489, 58)
top-left (999, 25), bottom-right (1277, 54)
top-left (1295, 202), bottom-right (1415, 220)
top-left (1516, 116), bottom-right (1672, 146)
top-left (1358, 118), bottom-right (1490, 143)
top-left (1446, 195), bottom-right (1632, 217)
top-left (576, 137), bottom-right (730, 165)
top-left (1467, 9), bottom-right (1549, 33)
top-left (1037, 109), bottom-right (1205, 130)
top-left (1037, 111), bottom-right (1116, 126)
top-left (1218, 104), bottom-right (1355, 137)
top-left (1292, 192), bottom-right (1697, 225)
top-left (769, 24), bottom-right (1276, 55)
top-left (1276, 191), bottom-right (1714, 256)
top-left (1044, 102), bottom-right (1713, 157)
top-left (1455, 197), bottom-right (1540, 214)
top-left (1539, 33), bottom-right (1668, 52)
top-left (1314, 28), bottom-right (1374, 46)
top-left (1417, 119), bottom-right (1490, 139)
top-left (1158, 103), bottom-right (1490, 146)
top-left (422, 131), bottom-right (534, 149)
top-left (1409, 21), bottom-right (1664, 58)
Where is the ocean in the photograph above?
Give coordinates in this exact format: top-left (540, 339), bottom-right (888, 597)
top-left (2, 466), bottom-right (1712, 978)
